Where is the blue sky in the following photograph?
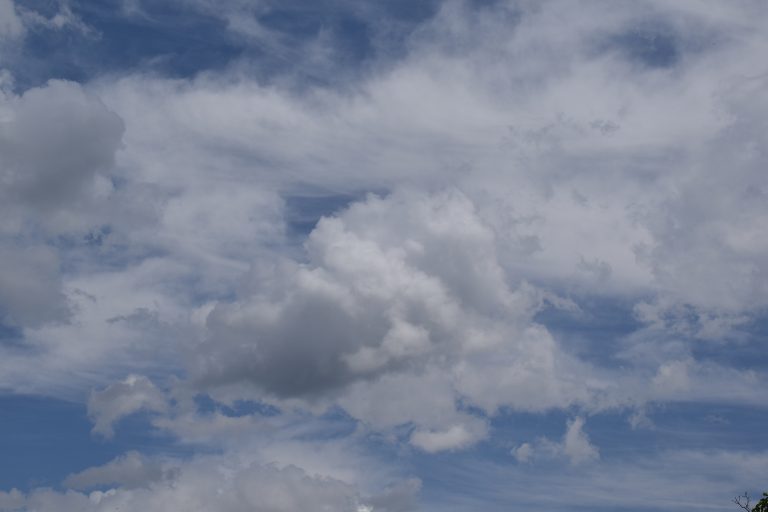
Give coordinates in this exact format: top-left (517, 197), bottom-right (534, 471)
top-left (1, 1), bottom-right (768, 511)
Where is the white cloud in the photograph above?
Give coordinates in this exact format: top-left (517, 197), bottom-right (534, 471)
top-left (63, 451), bottom-right (171, 491)
top-left (512, 443), bottom-right (533, 463)
top-left (3, 428), bottom-right (422, 512)
top-left (562, 417), bottom-right (600, 465)
top-left (511, 416), bottom-right (600, 466)
top-left (0, 0), bottom-right (760, 431)
top-left (12, 461), bottom-right (374, 512)
top-left (410, 424), bottom-right (483, 454)
top-left (87, 375), bottom-right (168, 438)
top-left (86, 0), bottom-right (768, 332)
top-left (191, 190), bottom-right (603, 450)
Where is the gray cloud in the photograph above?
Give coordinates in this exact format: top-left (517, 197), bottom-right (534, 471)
top-left (0, 79), bottom-right (123, 209)
top-left (0, 244), bottom-right (69, 328)
top-left (0, 79), bottom-right (123, 331)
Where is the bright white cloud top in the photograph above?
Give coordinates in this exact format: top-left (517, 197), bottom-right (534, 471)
top-left (0, 1), bottom-right (767, 511)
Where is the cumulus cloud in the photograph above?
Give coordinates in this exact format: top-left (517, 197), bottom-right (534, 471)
top-left (38, 433), bottom-right (421, 512)
top-left (196, 190), bottom-right (526, 393)
top-left (191, 190), bottom-right (604, 450)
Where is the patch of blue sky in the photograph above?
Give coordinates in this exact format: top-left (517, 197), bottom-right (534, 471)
top-left (283, 191), bottom-right (368, 238)
top-left (408, 403), bottom-right (768, 512)
top-left (192, 393), bottom-right (280, 418)
top-left (535, 293), bottom-right (646, 367)
top-left (481, 401), bottom-right (768, 467)
top-left (0, 394), bottom-right (187, 492)
top-left (258, 4), bottom-right (373, 63)
top-left (609, 26), bottom-right (680, 68)
top-left (10, 0), bottom-right (242, 90)
top-left (9, 0), bottom-right (447, 92)
top-left (254, 0), bottom-right (442, 56)
top-left (537, 292), bottom-right (768, 371)
top-left (50, 232), bottom-right (170, 277)
top-left (690, 313), bottom-right (768, 371)
top-left (0, 322), bottom-right (24, 347)
top-left (592, 16), bottom-right (726, 71)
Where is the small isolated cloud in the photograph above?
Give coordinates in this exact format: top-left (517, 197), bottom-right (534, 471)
top-left (512, 442), bottom-right (533, 463)
top-left (563, 417), bottom-right (600, 465)
top-left (652, 359), bottom-right (692, 396)
top-left (410, 423), bottom-right (487, 454)
top-left (513, 417), bottom-right (600, 466)
top-left (87, 375), bottom-right (167, 438)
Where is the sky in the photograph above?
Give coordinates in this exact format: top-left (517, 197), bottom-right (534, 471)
top-left (0, 0), bottom-right (767, 510)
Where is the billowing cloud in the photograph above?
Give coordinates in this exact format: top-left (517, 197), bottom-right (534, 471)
top-left (192, 190), bottom-right (602, 450)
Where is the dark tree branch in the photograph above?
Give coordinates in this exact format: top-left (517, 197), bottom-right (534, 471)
top-left (735, 492), bottom-right (752, 512)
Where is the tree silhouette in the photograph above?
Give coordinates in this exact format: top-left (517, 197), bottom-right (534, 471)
top-left (734, 492), bottom-right (768, 512)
